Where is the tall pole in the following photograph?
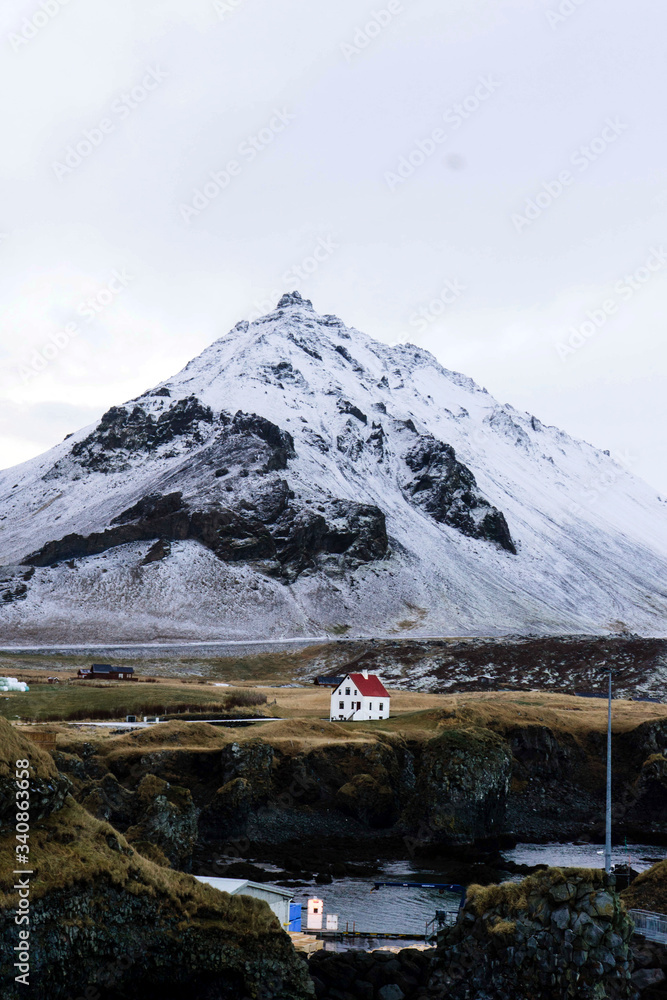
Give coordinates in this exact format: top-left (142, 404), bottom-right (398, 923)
top-left (605, 668), bottom-right (612, 875)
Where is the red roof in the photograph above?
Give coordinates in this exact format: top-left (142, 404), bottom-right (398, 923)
top-left (347, 673), bottom-right (389, 698)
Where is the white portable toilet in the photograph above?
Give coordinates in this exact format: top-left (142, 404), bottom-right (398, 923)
top-left (326, 914), bottom-right (339, 931)
top-left (306, 897), bottom-right (324, 930)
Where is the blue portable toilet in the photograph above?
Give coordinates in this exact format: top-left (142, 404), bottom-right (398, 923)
top-left (289, 902), bottom-right (302, 932)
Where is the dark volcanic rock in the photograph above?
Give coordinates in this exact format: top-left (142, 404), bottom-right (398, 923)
top-left (403, 727), bottom-right (512, 846)
top-left (402, 434), bottom-right (516, 553)
top-left (23, 487), bottom-right (388, 582)
top-left (624, 754), bottom-right (667, 838)
top-left (141, 538), bottom-right (171, 564)
top-left (432, 868), bottom-right (635, 1000)
top-left (0, 721), bottom-right (71, 830)
top-left (62, 395), bottom-right (215, 473)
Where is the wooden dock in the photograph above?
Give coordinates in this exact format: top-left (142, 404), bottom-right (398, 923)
top-left (288, 932), bottom-right (324, 954)
top-left (315, 931), bottom-right (426, 942)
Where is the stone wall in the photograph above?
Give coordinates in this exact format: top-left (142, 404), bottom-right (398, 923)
top-left (431, 868), bottom-right (635, 999)
top-left (632, 937), bottom-right (667, 997)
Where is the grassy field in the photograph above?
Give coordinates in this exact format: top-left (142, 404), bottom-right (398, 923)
top-left (0, 645), bottom-right (331, 683)
top-left (0, 680), bottom-right (269, 723)
top-left (5, 677), bottom-right (667, 734)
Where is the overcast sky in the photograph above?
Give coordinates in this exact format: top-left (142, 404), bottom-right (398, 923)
top-left (1, 0), bottom-right (666, 494)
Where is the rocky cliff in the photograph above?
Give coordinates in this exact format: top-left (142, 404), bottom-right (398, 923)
top-left (432, 868), bottom-right (635, 999)
top-left (0, 720), bottom-right (313, 1000)
top-left (49, 707), bottom-right (667, 862)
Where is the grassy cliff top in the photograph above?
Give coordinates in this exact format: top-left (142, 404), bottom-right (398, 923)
top-left (622, 861), bottom-right (667, 915)
top-left (0, 795), bottom-right (280, 937)
top-left (0, 717), bottom-right (58, 781)
top-left (467, 867), bottom-right (610, 916)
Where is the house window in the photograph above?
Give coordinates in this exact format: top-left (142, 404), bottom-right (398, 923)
top-left (379, 703), bottom-right (384, 710)
top-left (354, 690), bottom-right (358, 696)
top-left (339, 701), bottom-right (344, 709)
top-left (345, 687), bottom-right (350, 695)
top-left (369, 702), bottom-right (373, 710)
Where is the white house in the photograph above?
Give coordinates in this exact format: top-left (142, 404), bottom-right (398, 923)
top-left (194, 876), bottom-right (295, 929)
top-left (330, 671), bottom-right (390, 721)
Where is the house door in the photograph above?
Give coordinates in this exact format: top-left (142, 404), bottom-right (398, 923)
top-left (356, 702), bottom-right (361, 710)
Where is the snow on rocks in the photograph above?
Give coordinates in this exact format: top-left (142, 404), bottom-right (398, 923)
top-left (0, 290), bottom-right (666, 641)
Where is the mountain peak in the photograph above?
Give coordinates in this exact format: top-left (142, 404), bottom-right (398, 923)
top-left (275, 290), bottom-right (314, 311)
top-left (1, 293), bottom-right (665, 641)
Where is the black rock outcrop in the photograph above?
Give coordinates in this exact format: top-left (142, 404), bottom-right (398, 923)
top-left (402, 434), bottom-right (516, 552)
top-left (23, 489), bottom-right (388, 582)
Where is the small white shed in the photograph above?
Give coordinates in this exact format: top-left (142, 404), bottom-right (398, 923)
top-left (194, 876), bottom-right (294, 929)
top-left (330, 671), bottom-right (390, 722)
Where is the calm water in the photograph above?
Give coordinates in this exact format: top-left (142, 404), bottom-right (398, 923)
top-left (289, 842), bottom-right (666, 944)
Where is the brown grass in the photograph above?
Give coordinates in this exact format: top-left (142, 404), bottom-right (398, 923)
top-left (0, 717), bottom-right (59, 781)
top-left (621, 862), bottom-right (667, 915)
top-left (467, 868), bottom-right (607, 917)
top-left (0, 797), bottom-right (280, 937)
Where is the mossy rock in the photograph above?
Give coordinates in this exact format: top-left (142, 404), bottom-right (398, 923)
top-left (0, 799), bottom-right (313, 999)
top-left (334, 773), bottom-right (395, 828)
top-left (0, 719), bottom-right (71, 830)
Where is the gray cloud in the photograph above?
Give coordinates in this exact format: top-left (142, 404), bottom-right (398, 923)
top-left (0, 0), bottom-right (665, 491)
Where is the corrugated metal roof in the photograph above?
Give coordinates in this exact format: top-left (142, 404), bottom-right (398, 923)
top-left (195, 876), bottom-right (248, 894)
top-left (194, 876), bottom-right (294, 899)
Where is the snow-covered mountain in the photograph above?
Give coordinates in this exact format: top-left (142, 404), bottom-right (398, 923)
top-left (1, 291), bottom-right (666, 642)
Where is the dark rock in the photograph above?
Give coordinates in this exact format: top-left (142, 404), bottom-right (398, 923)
top-left (59, 396), bottom-right (214, 473)
top-left (0, 720), bottom-right (71, 830)
top-left (402, 434), bottom-right (516, 553)
top-left (277, 290), bottom-right (313, 310)
top-left (434, 869), bottom-right (634, 999)
top-left (633, 968), bottom-right (666, 990)
top-left (23, 488), bottom-right (387, 582)
top-left (0, 582), bottom-right (28, 603)
top-left (142, 538), bottom-right (172, 564)
top-left (352, 980), bottom-right (374, 1000)
top-left (377, 985), bottom-right (405, 1000)
top-left (337, 400), bottom-right (368, 424)
top-left (334, 774), bottom-right (396, 828)
top-left (625, 754), bottom-right (667, 837)
top-left (124, 774), bottom-right (199, 866)
top-left (404, 727), bottom-right (512, 846)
